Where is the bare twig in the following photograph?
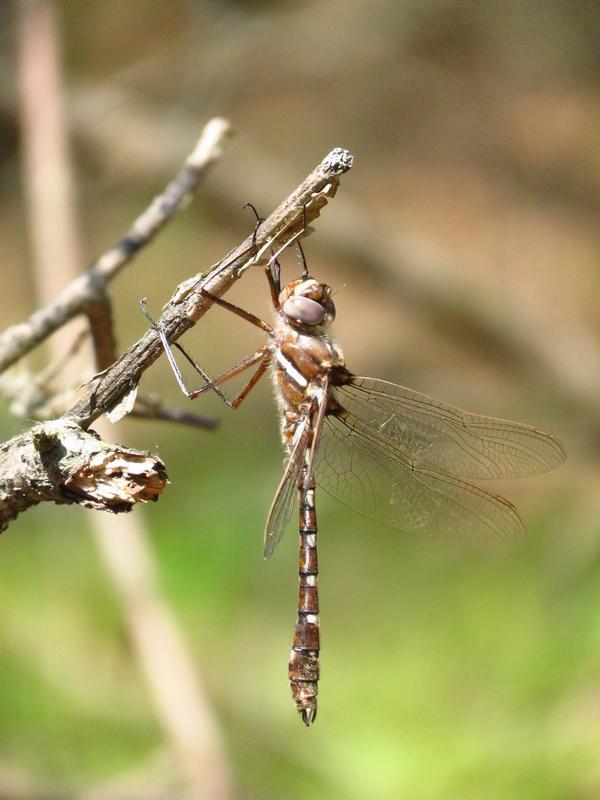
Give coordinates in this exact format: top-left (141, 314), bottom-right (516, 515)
top-left (131, 394), bottom-right (218, 430)
top-left (0, 116), bottom-right (232, 373)
top-left (0, 329), bottom-right (89, 419)
top-left (86, 288), bottom-right (118, 370)
top-left (0, 343), bottom-right (217, 431)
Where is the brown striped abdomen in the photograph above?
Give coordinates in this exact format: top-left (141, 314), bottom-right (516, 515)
top-left (288, 475), bottom-right (320, 726)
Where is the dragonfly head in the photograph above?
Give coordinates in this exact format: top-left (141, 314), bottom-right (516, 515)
top-left (279, 278), bottom-right (336, 330)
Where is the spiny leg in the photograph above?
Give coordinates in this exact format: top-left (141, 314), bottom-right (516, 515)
top-left (182, 345), bottom-right (271, 408)
top-left (265, 205), bottom-right (313, 304)
top-left (243, 200), bottom-right (313, 310)
top-left (139, 298), bottom-right (270, 407)
top-left (140, 297), bottom-right (225, 402)
top-left (297, 205), bottom-right (309, 280)
top-left (229, 351), bottom-right (271, 409)
top-left (243, 201), bottom-right (281, 308)
top-left (173, 345), bottom-right (270, 404)
top-left (179, 289), bottom-right (274, 404)
top-left (199, 290), bottom-right (273, 335)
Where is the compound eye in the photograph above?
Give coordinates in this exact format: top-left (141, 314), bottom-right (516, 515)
top-left (282, 296), bottom-right (326, 325)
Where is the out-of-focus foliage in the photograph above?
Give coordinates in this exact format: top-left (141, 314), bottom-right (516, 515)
top-left (1, 1), bottom-right (599, 798)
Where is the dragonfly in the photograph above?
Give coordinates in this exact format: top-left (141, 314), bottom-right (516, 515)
top-left (141, 226), bottom-right (566, 726)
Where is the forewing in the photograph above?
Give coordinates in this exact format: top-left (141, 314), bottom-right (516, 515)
top-left (316, 411), bottom-right (525, 540)
top-left (334, 377), bottom-right (566, 480)
top-left (264, 417), bottom-right (310, 558)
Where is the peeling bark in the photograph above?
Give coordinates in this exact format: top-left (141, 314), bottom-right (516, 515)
top-left (0, 420), bottom-right (168, 531)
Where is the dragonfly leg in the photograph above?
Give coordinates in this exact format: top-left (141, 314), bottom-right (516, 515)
top-left (183, 346), bottom-right (270, 403)
top-left (297, 205), bottom-right (309, 280)
top-left (243, 201), bottom-right (281, 307)
top-left (265, 257), bottom-right (282, 310)
top-left (230, 351), bottom-right (271, 409)
top-left (242, 201), bottom-right (264, 249)
top-left (140, 298), bottom-right (269, 407)
top-left (199, 290), bottom-right (273, 334)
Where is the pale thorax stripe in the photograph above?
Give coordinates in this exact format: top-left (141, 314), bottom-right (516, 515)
top-left (276, 350), bottom-right (309, 388)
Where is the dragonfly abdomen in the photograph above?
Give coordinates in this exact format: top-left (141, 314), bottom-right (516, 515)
top-left (289, 476), bottom-right (320, 726)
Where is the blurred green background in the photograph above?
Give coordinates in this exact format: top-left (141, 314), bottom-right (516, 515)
top-left (1, 1), bottom-right (599, 798)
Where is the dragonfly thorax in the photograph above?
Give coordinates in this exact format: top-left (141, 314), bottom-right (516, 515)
top-left (279, 278), bottom-right (336, 330)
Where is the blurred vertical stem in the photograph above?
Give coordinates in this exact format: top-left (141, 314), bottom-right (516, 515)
top-left (16, 2), bottom-right (233, 798)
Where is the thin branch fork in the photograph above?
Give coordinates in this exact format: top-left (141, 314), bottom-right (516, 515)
top-left (0, 117), bottom-right (233, 374)
top-left (0, 117), bottom-right (233, 431)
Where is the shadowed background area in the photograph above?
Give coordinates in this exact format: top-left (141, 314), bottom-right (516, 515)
top-left (0, 1), bottom-right (599, 799)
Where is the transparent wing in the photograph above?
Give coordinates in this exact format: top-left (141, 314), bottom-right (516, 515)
top-left (316, 411), bottom-right (525, 540)
top-left (264, 417), bottom-right (310, 559)
top-left (334, 377), bottom-right (566, 480)
top-left (264, 380), bottom-right (329, 559)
